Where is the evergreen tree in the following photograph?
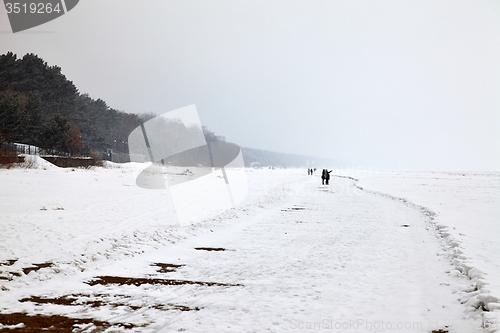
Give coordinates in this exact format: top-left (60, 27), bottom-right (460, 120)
top-left (0, 52), bottom-right (223, 155)
top-left (40, 114), bottom-right (71, 148)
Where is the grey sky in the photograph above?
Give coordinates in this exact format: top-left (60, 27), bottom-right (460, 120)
top-left (1, 0), bottom-right (499, 170)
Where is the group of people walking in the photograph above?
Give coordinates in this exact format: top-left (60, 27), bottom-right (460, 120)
top-left (307, 168), bottom-right (333, 185)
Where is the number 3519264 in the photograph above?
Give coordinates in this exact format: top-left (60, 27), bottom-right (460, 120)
top-left (5, 2), bottom-right (62, 14)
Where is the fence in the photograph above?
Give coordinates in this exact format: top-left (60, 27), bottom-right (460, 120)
top-left (1, 142), bottom-right (90, 157)
top-left (1, 142), bottom-right (40, 155)
top-left (1, 142), bottom-right (97, 167)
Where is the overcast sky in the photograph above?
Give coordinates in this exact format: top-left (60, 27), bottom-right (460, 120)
top-left (1, 0), bottom-right (499, 170)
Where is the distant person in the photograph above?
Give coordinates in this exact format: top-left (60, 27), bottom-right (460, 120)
top-left (310, 168), bottom-right (314, 175)
top-left (321, 169), bottom-right (326, 185)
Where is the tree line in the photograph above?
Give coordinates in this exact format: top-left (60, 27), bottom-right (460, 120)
top-left (0, 52), bottom-right (333, 168)
top-left (0, 52), bottom-right (224, 154)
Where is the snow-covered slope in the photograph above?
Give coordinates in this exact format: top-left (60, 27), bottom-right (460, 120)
top-left (0, 161), bottom-right (498, 332)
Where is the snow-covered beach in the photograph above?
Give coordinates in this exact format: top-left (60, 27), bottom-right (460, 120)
top-left (0, 158), bottom-right (499, 332)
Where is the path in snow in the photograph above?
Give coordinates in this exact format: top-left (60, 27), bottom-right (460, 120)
top-left (138, 176), bottom-right (475, 332)
top-left (1, 172), bottom-right (489, 332)
top-left (345, 170), bottom-right (500, 328)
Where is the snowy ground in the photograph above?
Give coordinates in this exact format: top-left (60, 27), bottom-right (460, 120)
top-left (0, 158), bottom-right (499, 332)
